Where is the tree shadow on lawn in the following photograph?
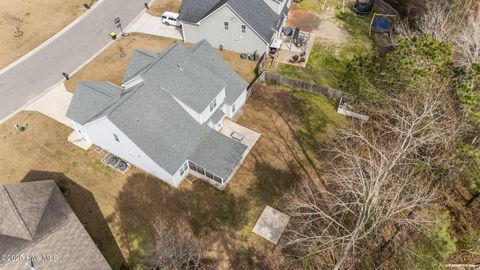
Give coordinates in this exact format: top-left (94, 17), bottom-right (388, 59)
top-left (114, 173), bottom-right (249, 264)
top-left (20, 170), bottom-right (127, 270)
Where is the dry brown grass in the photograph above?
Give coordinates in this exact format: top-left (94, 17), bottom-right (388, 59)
top-left (147, 0), bottom-right (182, 17)
top-left (0, 83), bottom-right (343, 268)
top-left (65, 33), bottom-right (179, 92)
top-left (0, 0), bottom-right (88, 69)
top-left (65, 33), bottom-right (257, 92)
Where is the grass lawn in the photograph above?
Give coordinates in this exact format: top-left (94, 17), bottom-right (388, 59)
top-left (65, 33), bottom-right (256, 92)
top-left (0, 0), bottom-right (91, 69)
top-left (276, 9), bottom-right (372, 89)
top-left (0, 81), bottom-right (344, 268)
top-left (147, 0), bottom-right (182, 16)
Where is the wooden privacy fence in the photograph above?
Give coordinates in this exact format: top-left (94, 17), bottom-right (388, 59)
top-left (264, 71), bottom-right (345, 101)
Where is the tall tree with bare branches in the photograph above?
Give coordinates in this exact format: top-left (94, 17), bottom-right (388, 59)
top-left (145, 219), bottom-right (215, 270)
top-left (284, 79), bottom-right (459, 269)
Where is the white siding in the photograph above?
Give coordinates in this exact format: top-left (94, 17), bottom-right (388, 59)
top-left (225, 89), bottom-right (247, 118)
top-left (72, 118), bottom-right (181, 187)
top-left (182, 5), bottom-right (269, 54)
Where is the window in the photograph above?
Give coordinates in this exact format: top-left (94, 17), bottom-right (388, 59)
top-left (113, 134), bottom-right (120, 142)
top-left (241, 25), bottom-right (246, 33)
top-left (231, 103), bottom-right (236, 113)
top-left (197, 167), bottom-right (205, 175)
top-left (180, 162), bottom-right (188, 176)
top-left (188, 161), bottom-right (197, 171)
top-left (205, 171), bottom-right (214, 180)
top-left (209, 98), bottom-right (217, 112)
top-left (224, 22), bottom-right (229, 30)
top-left (213, 176), bottom-right (222, 183)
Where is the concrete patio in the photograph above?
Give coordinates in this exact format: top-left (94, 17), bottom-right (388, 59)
top-left (253, 206), bottom-right (290, 245)
top-left (219, 118), bottom-right (261, 186)
top-left (274, 32), bottom-right (315, 68)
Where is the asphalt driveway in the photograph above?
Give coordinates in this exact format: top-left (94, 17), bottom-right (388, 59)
top-left (0, 0), bottom-right (148, 122)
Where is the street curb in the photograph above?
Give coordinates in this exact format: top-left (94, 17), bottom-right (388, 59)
top-left (0, 0), bottom-right (107, 76)
top-left (0, 0), bottom-right (155, 125)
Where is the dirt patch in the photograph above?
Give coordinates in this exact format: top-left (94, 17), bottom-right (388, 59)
top-left (147, 0), bottom-right (182, 16)
top-left (0, 0), bottom-right (89, 69)
top-left (65, 33), bottom-right (256, 92)
top-left (288, 7), bottom-right (350, 44)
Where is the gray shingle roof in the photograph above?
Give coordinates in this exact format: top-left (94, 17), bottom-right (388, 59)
top-left (209, 108), bottom-right (225, 124)
top-left (68, 41), bottom-right (247, 179)
top-left (190, 131), bottom-right (247, 179)
top-left (189, 40), bottom-right (247, 104)
top-left (179, 0), bottom-right (284, 43)
top-left (0, 181), bottom-right (110, 270)
top-left (66, 81), bottom-right (123, 125)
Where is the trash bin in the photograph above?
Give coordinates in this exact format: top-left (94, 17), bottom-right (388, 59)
top-left (110, 32), bottom-right (117, 40)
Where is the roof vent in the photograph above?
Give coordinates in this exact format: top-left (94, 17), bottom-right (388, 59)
top-left (212, 56), bottom-right (215, 61)
top-left (177, 63), bottom-right (183, 71)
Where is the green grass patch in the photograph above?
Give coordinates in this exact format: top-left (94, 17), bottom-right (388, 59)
top-left (277, 41), bottom-right (370, 89)
top-left (336, 9), bottom-right (372, 44)
top-left (294, 0), bottom-right (343, 13)
top-left (290, 89), bottom-right (346, 149)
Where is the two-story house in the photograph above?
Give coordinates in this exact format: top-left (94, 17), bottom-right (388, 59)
top-left (178, 0), bottom-right (290, 55)
top-left (66, 40), bottom-right (249, 188)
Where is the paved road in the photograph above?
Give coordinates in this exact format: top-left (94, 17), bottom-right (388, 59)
top-left (0, 0), bottom-right (147, 122)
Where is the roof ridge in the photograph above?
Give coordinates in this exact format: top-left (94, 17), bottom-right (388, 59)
top-left (1, 217), bottom-right (77, 267)
top-left (80, 81), bottom-right (122, 99)
top-left (134, 43), bottom-right (181, 78)
top-left (1, 186), bottom-right (33, 240)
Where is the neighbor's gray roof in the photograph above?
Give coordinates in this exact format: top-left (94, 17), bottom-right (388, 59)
top-left (179, 0), bottom-right (284, 43)
top-left (189, 40), bottom-right (247, 104)
top-left (0, 181), bottom-right (111, 270)
top-left (67, 41), bottom-right (247, 179)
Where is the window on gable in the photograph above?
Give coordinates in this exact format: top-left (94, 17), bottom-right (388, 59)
top-left (241, 25), bottom-right (246, 33)
top-left (209, 98), bottom-right (217, 112)
top-left (113, 134), bottom-right (120, 142)
top-left (224, 22), bottom-right (229, 30)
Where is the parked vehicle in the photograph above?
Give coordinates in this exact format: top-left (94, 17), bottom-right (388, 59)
top-left (161, 12), bottom-right (181, 27)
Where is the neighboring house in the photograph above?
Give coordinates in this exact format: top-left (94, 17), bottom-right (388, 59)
top-left (67, 40), bottom-right (249, 188)
top-left (0, 180), bottom-right (111, 270)
top-left (178, 0), bottom-right (290, 54)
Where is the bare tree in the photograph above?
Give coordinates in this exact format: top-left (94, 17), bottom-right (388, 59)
top-left (453, 18), bottom-right (480, 69)
top-left (285, 80), bottom-right (459, 269)
top-left (146, 219), bottom-right (214, 270)
top-left (4, 14), bottom-right (24, 37)
top-left (415, 0), bottom-right (454, 42)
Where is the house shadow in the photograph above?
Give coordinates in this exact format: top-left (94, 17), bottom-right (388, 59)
top-left (20, 170), bottom-right (128, 270)
top-left (114, 172), bottom-right (249, 266)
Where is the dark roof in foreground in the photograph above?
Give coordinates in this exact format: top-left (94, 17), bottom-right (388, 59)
top-left (178, 0), bottom-right (284, 42)
top-left (0, 181), bottom-right (111, 270)
top-left (67, 41), bottom-right (247, 179)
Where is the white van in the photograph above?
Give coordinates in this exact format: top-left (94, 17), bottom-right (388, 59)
top-left (161, 12), bottom-right (181, 27)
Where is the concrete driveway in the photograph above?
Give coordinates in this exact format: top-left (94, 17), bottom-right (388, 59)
top-left (126, 13), bottom-right (183, 40)
top-left (25, 83), bottom-right (73, 128)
